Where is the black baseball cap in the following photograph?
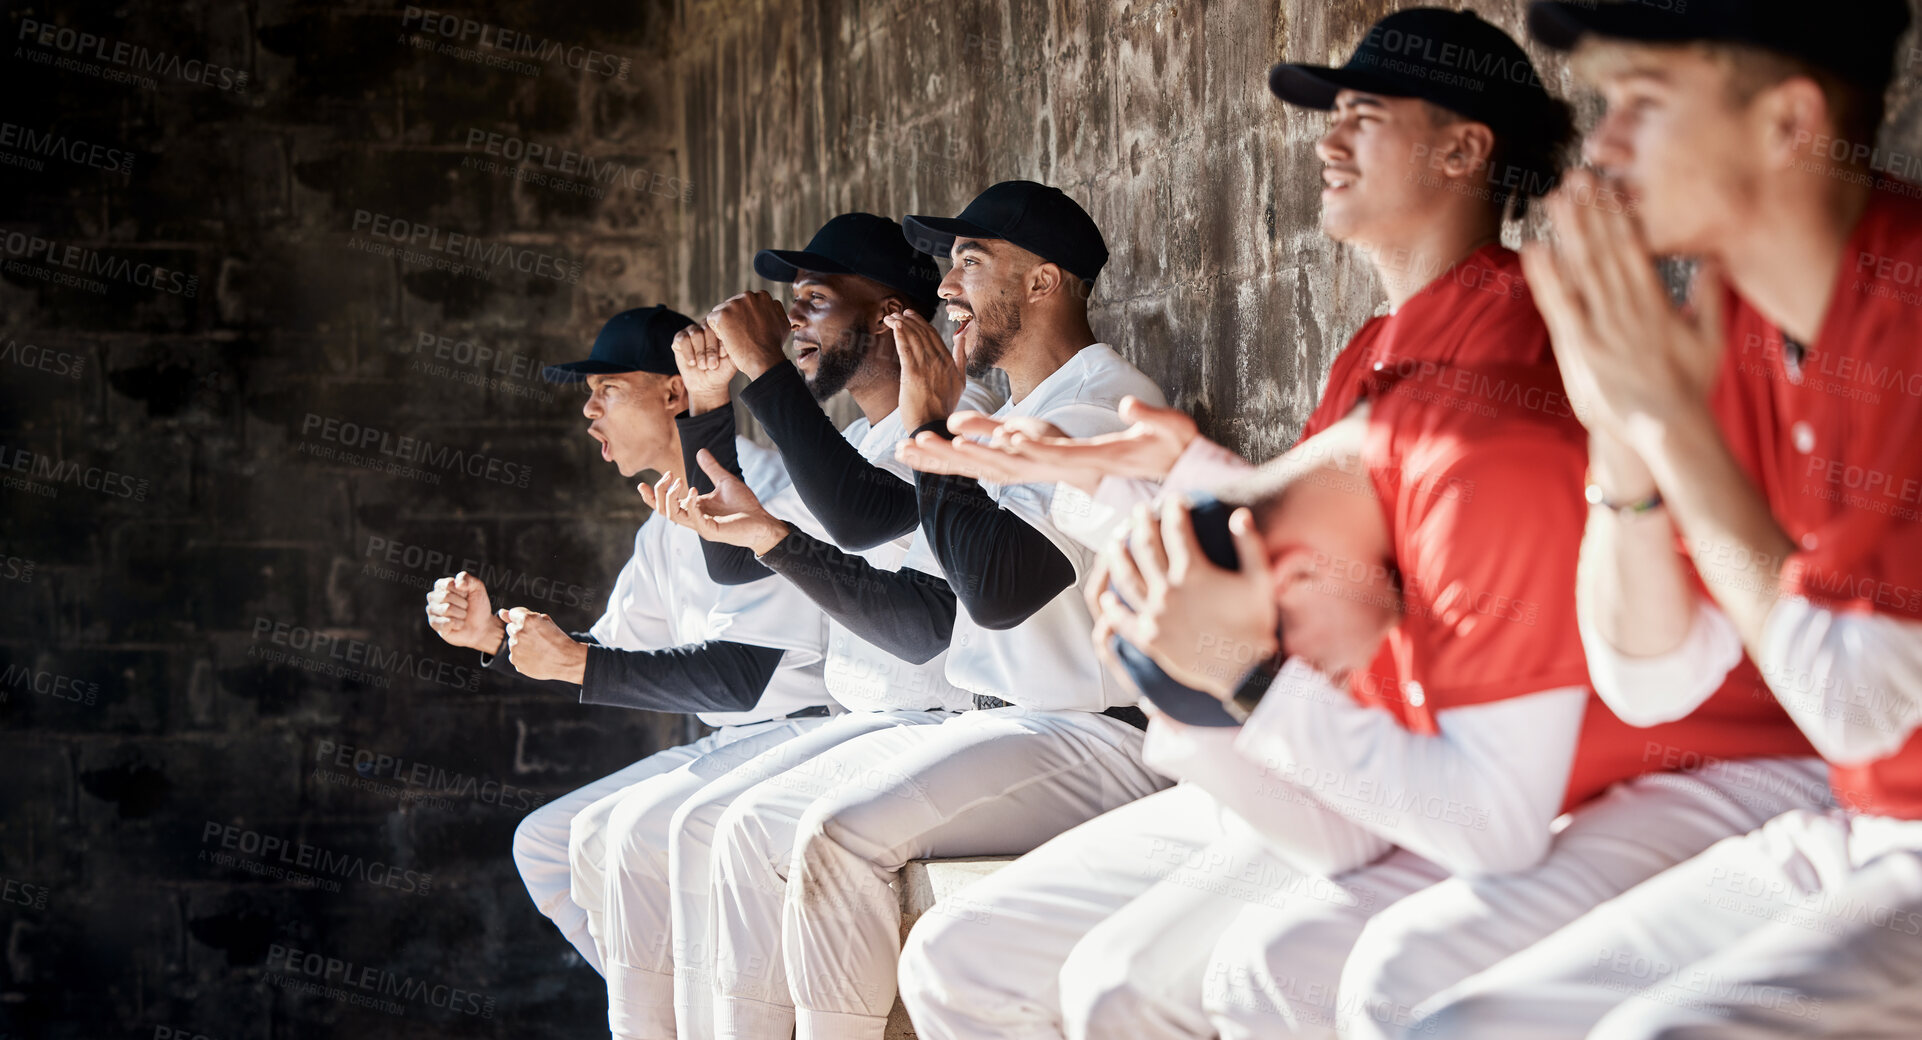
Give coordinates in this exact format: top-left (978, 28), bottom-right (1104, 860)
top-left (542, 305), bottom-right (696, 383)
top-left (1268, 8), bottom-right (1560, 136)
top-left (754, 212), bottom-right (944, 314)
top-left (1528, 0), bottom-right (1911, 91)
top-left (902, 180), bottom-right (1109, 283)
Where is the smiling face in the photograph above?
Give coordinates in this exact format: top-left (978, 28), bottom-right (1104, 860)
top-left (1576, 45), bottom-right (1781, 256)
top-left (787, 271), bottom-right (904, 401)
top-left (1316, 91), bottom-right (1489, 249)
top-left (582, 371), bottom-right (684, 478)
top-left (937, 237), bottom-right (1033, 378)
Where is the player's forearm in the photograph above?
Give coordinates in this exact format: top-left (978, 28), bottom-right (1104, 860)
top-left (739, 361), bottom-right (920, 551)
top-left (580, 640), bottom-right (784, 713)
top-left (759, 529), bottom-right (957, 664)
top-left (1579, 433), bottom-right (1701, 658)
top-left (1758, 599), bottom-right (1922, 765)
top-left (481, 630), bottom-right (596, 690)
top-left (676, 404), bottom-right (781, 584)
top-left (1633, 407), bottom-right (1796, 656)
top-left (1234, 663), bottom-right (1583, 876)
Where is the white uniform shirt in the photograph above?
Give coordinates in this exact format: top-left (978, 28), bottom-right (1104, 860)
top-left (589, 437), bottom-right (834, 726)
top-left (809, 378), bottom-right (1001, 712)
top-left (906, 344), bottom-right (1167, 711)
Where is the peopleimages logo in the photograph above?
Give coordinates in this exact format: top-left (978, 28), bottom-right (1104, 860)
top-left (265, 943), bottom-right (496, 1018)
top-left (299, 413), bottom-right (533, 488)
top-left (15, 18), bottom-right (249, 92)
top-left (400, 6), bottom-right (629, 80)
top-left (0, 444), bottom-right (151, 500)
top-left (0, 122), bottom-right (134, 175)
top-left (0, 228), bottom-right (198, 297)
top-left (348, 209), bottom-right (581, 285)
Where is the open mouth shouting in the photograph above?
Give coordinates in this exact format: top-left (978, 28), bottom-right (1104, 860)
top-left (792, 335), bottom-right (822, 369)
top-left (946, 302), bottom-right (975, 353)
top-left (589, 426), bottom-right (614, 463)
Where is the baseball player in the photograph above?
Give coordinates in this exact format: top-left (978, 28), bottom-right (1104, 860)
top-left (423, 305), bottom-right (839, 977)
top-left (898, 10), bottom-right (1818, 1040)
top-left (1393, 2), bottom-right (1922, 1036)
top-left (660, 181), bottom-right (1175, 1040)
top-left (580, 213), bottom-right (1000, 1040)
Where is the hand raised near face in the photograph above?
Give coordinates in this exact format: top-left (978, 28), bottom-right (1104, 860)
top-left (890, 310), bottom-right (966, 432)
top-left (672, 323), bottom-right (737, 415)
top-left (706, 290), bottom-right (793, 380)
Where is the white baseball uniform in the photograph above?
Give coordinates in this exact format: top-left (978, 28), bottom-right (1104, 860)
top-left (592, 384), bottom-right (1002, 1040)
top-left (703, 343), bottom-right (1176, 1040)
top-left (514, 436), bottom-right (835, 973)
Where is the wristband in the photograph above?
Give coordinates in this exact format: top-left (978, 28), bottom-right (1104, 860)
top-left (1223, 651), bottom-right (1289, 724)
top-left (1584, 483), bottom-right (1664, 515)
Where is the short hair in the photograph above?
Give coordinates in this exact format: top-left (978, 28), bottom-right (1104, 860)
top-left (896, 292), bottom-right (939, 321)
top-left (1573, 39), bottom-right (1884, 156)
top-left (1424, 98), bottom-right (1577, 222)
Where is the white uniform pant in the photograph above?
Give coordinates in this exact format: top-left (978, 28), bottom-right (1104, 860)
top-left (1339, 756), bottom-right (1830, 1040)
top-left (513, 726), bottom-right (772, 974)
top-left (562, 716), bottom-right (833, 1038)
top-left (897, 782), bottom-right (1437, 1040)
top-left (596, 708), bottom-right (954, 1040)
top-left (1419, 807), bottom-right (1922, 1039)
top-left (713, 706), bottom-right (1168, 1040)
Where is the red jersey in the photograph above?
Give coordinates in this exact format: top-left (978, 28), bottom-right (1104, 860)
top-left (1294, 243), bottom-right (1810, 812)
top-left (1299, 244), bottom-right (1549, 441)
top-left (1711, 183), bottom-right (1922, 818)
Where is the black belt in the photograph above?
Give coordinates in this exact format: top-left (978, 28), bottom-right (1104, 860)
top-left (971, 695), bottom-right (1149, 731)
top-left (785, 706), bottom-right (833, 719)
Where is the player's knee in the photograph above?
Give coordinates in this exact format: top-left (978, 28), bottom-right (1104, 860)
top-left (668, 788), bottom-right (728, 851)
top-left (896, 916), bottom-right (957, 1023)
top-left (1337, 916), bottom-right (1436, 1040)
top-left (513, 801), bottom-right (567, 874)
top-left (1059, 945), bottom-right (1149, 1040)
top-left (1587, 1000), bottom-right (1700, 1040)
top-left (1412, 990), bottom-right (1507, 1039)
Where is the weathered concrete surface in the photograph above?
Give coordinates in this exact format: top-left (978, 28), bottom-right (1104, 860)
top-left (2, 3), bottom-right (687, 1037)
top-left (9, 2), bottom-right (1922, 1038)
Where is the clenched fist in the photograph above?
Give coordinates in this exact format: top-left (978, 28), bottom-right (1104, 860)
top-left (672, 323), bottom-right (737, 415)
top-left (425, 571), bottom-right (505, 653)
top-left (706, 290), bottom-right (793, 379)
top-left (497, 606), bottom-right (589, 683)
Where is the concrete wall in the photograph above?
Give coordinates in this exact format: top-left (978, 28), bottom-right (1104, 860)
top-left (6, 1), bottom-right (1922, 1038)
top-left (2, 2), bottom-right (688, 1037)
top-left (669, 0), bottom-right (1456, 455)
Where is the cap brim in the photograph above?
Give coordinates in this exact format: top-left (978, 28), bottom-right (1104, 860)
top-left (1527, 1), bottom-right (1688, 51)
top-left (753, 248), bottom-right (854, 284)
top-left (1267, 63), bottom-right (1416, 109)
top-left (900, 214), bottom-right (999, 258)
top-left (541, 359), bottom-right (638, 384)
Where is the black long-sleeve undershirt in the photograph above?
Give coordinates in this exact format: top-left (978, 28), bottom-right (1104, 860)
top-left (481, 630), bottom-right (784, 713)
top-left (910, 420), bottom-right (1077, 631)
top-left (677, 404), bottom-right (771, 586)
top-left (757, 528), bottom-right (958, 664)
top-left (738, 360), bottom-right (922, 551)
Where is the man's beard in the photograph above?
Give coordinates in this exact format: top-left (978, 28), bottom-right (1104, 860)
top-left (963, 298), bottom-right (1021, 379)
top-left (805, 341), bottom-right (865, 401)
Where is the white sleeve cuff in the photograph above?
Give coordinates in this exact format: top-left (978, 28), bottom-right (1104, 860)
top-left (1578, 600), bottom-right (1742, 726)
top-left (1049, 476), bottom-right (1157, 550)
top-left (1161, 436), bottom-right (1255, 497)
top-left (1759, 596), bottom-right (1922, 765)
